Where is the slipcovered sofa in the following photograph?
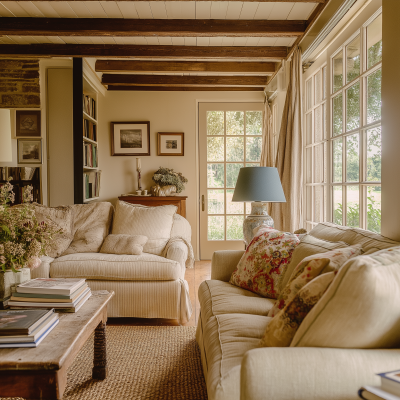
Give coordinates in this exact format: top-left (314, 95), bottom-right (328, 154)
top-left (32, 201), bottom-right (193, 324)
top-left (196, 222), bottom-right (400, 400)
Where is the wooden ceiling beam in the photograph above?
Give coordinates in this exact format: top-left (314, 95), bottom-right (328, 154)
top-left (0, 45), bottom-right (288, 60)
top-left (102, 74), bottom-right (268, 87)
top-left (1, 18), bottom-right (306, 38)
top-left (95, 60), bottom-right (277, 74)
top-left (107, 86), bottom-right (265, 91)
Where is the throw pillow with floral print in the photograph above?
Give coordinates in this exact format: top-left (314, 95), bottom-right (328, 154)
top-left (268, 245), bottom-right (362, 317)
top-left (229, 227), bottom-right (300, 299)
top-left (260, 271), bottom-right (336, 347)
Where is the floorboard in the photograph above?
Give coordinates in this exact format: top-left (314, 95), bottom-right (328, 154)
top-left (107, 260), bottom-right (211, 327)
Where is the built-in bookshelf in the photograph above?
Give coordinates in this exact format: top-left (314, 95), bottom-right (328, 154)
top-left (0, 167), bottom-right (41, 204)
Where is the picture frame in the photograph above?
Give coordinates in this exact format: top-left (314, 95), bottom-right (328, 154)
top-left (16, 110), bottom-right (41, 137)
top-left (157, 132), bottom-right (184, 156)
top-left (17, 139), bottom-right (42, 164)
top-left (111, 121), bottom-right (150, 156)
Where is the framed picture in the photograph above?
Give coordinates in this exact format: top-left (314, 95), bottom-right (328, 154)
top-left (111, 121), bottom-right (150, 156)
top-left (17, 139), bottom-right (42, 164)
top-left (16, 110), bottom-right (41, 137)
top-left (157, 132), bottom-right (184, 156)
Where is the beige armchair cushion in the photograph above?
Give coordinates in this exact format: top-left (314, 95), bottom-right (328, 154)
top-left (100, 234), bottom-right (147, 255)
top-left (112, 201), bottom-right (177, 255)
top-left (291, 246), bottom-right (400, 348)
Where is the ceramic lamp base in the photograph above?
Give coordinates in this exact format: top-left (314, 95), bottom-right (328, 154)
top-left (243, 202), bottom-right (274, 246)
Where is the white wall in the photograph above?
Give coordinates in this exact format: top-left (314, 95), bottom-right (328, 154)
top-left (98, 90), bottom-right (264, 258)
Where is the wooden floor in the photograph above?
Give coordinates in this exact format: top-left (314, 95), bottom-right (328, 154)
top-left (108, 260), bottom-right (211, 327)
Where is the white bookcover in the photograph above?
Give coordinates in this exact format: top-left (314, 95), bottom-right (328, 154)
top-left (17, 278), bottom-right (86, 295)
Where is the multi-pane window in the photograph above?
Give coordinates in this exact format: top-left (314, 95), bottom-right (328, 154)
top-left (206, 110), bottom-right (262, 241)
top-left (304, 10), bottom-right (382, 233)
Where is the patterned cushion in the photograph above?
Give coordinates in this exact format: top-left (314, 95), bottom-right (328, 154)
top-left (100, 234), bottom-right (148, 255)
top-left (268, 245), bottom-right (362, 317)
top-left (260, 271), bottom-right (335, 347)
top-left (229, 227), bottom-right (299, 299)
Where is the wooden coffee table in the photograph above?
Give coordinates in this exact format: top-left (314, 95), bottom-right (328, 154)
top-left (0, 290), bottom-right (114, 400)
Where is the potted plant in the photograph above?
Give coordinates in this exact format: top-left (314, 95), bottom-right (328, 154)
top-left (0, 180), bottom-right (61, 307)
top-left (151, 167), bottom-right (188, 196)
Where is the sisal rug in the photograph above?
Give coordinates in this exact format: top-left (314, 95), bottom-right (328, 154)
top-left (2, 326), bottom-right (208, 400)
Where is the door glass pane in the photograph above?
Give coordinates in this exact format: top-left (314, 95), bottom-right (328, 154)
top-left (315, 70), bottom-right (322, 104)
top-left (322, 103), bottom-right (326, 139)
top-left (333, 51), bottom-right (343, 92)
top-left (306, 147), bottom-right (312, 183)
top-left (306, 112), bottom-right (312, 145)
top-left (246, 111), bottom-right (262, 135)
top-left (306, 79), bottom-right (312, 110)
top-left (346, 82), bottom-right (360, 131)
top-left (207, 163), bottom-right (224, 188)
top-left (246, 202), bottom-right (252, 215)
top-left (208, 189), bottom-right (224, 214)
top-left (367, 14), bottom-right (382, 69)
top-left (207, 111), bottom-right (224, 135)
top-left (208, 216), bottom-right (224, 240)
top-left (346, 35), bottom-right (361, 82)
top-left (367, 186), bottom-right (381, 233)
top-left (333, 186), bottom-right (343, 225)
top-left (226, 111), bottom-right (244, 135)
top-left (322, 66), bottom-right (327, 100)
top-left (227, 215), bottom-right (244, 240)
top-left (333, 139), bottom-right (343, 182)
top-left (346, 134), bottom-right (359, 182)
top-left (226, 163), bottom-right (243, 188)
top-left (246, 163), bottom-right (259, 167)
top-left (226, 137), bottom-right (244, 161)
top-left (226, 189), bottom-right (243, 214)
top-left (207, 137), bottom-right (224, 161)
top-left (324, 186), bottom-right (329, 221)
top-left (314, 185), bottom-right (322, 223)
top-left (333, 94), bottom-right (343, 136)
top-left (314, 144), bottom-right (323, 183)
top-left (367, 126), bottom-right (381, 182)
top-left (315, 105), bottom-right (322, 143)
top-left (246, 137), bottom-right (262, 162)
top-left (346, 185), bottom-right (359, 228)
top-left (367, 68), bottom-right (382, 124)
top-left (324, 142), bottom-right (328, 183)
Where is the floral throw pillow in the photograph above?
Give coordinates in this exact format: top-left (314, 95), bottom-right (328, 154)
top-left (229, 228), bottom-right (300, 299)
top-left (268, 245), bottom-right (362, 317)
top-left (260, 271), bottom-right (336, 347)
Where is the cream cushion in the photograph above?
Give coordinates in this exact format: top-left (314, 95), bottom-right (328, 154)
top-left (112, 201), bottom-right (177, 255)
top-left (170, 213), bottom-right (191, 242)
top-left (63, 202), bottom-right (114, 255)
top-left (280, 234), bottom-right (348, 291)
top-left (50, 252), bottom-right (183, 281)
top-left (291, 246), bottom-right (400, 349)
top-left (198, 280), bottom-right (274, 324)
top-left (100, 234), bottom-right (147, 255)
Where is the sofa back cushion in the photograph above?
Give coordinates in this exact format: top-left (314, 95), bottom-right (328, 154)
top-left (100, 234), bottom-right (148, 255)
top-left (170, 213), bottom-right (192, 243)
top-left (62, 202), bottom-right (114, 256)
top-left (112, 201), bottom-right (177, 255)
top-left (279, 234), bottom-right (349, 291)
top-left (291, 246), bottom-right (400, 349)
top-left (309, 222), bottom-right (400, 254)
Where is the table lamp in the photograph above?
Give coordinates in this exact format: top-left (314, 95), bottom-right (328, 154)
top-left (232, 166), bottom-right (286, 246)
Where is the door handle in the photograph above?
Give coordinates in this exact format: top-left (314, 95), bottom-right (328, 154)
top-left (202, 195), bottom-right (205, 211)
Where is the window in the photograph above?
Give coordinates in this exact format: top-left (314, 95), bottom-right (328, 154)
top-left (304, 10), bottom-right (382, 233)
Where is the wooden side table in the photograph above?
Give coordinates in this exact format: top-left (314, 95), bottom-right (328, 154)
top-left (119, 195), bottom-right (187, 218)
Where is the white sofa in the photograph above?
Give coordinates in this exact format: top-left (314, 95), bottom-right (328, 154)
top-left (196, 222), bottom-right (400, 400)
top-left (32, 202), bottom-right (193, 324)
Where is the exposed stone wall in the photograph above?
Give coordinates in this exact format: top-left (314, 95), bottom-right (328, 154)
top-left (0, 59), bottom-right (40, 108)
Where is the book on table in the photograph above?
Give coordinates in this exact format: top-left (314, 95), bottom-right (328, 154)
top-left (16, 278), bottom-right (86, 296)
top-left (359, 370), bottom-right (400, 400)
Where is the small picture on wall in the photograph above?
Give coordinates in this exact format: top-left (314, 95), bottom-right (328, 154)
top-left (17, 139), bottom-right (42, 164)
top-left (16, 110), bottom-right (41, 137)
top-left (158, 132), bottom-right (184, 156)
top-left (111, 121), bottom-right (150, 156)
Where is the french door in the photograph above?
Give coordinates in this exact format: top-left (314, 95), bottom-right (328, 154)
top-left (199, 103), bottom-right (264, 259)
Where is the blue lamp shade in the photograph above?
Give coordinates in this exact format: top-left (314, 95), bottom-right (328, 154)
top-left (232, 167), bottom-right (286, 203)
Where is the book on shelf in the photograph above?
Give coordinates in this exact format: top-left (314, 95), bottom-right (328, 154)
top-left (16, 278), bottom-right (86, 296)
top-left (359, 386), bottom-right (400, 400)
top-left (83, 94), bottom-right (96, 120)
top-left (83, 143), bottom-right (98, 168)
top-left (84, 170), bottom-right (101, 200)
top-left (83, 119), bottom-right (97, 142)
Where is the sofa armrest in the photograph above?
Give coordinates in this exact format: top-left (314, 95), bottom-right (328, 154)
top-left (241, 347), bottom-right (400, 400)
top-left (165, 241), bottom-right (188, 276)
top-left (211, 250), bottom-right (244, 282)
top-left (31, 256), bottom-right (54, 279)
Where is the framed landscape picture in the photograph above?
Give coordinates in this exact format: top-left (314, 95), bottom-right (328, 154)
top-left (157, 132), bottom-right (184, 156)
top-left (111, 121), bottom-right (150, 156)
top-left (16, 110), bottom-right (41, 137)
top-left (17, 139), bottom-right (42, 164)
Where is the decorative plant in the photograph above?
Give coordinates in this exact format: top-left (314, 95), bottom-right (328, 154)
top-left (152, 167), bottom-right (188, 193)
top-left (0, 180), bottom-right (61, 272)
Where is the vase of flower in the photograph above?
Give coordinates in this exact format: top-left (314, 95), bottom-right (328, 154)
top-left (151, 167), bottom-right (188, 197)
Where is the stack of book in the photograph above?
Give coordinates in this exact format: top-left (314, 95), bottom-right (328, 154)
top-left (83, 170), bottom-right (101, 200)
top-left (83, 142), bottom-right (98, 168)
top-left (359, 370), bottom-right (400, 400)
top-left (0, 309), bottom-right (59, 348)
top-left (8, 278), bottom-right (91, 313)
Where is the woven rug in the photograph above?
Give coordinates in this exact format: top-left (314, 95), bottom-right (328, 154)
top-left (2, 326), bottom-right (207, 400)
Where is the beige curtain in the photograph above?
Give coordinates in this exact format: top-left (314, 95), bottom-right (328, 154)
top-left (270, 47), bottom-right (303, 233)
top-left (260, 95), bottom-right (274, 168)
